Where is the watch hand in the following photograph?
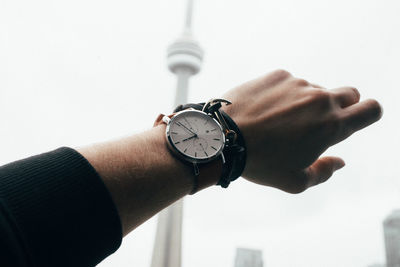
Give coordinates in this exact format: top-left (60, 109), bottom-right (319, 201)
top-left (177, 122), bottom-right (197, 136)
top-left (182, 135), bottom-right (197, 142)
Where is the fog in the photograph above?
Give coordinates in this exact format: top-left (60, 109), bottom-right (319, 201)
top-left (0, 0), bottom-right (399, 266)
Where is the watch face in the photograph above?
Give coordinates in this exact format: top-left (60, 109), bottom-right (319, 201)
top-left (166, 110), bottom-right (225, 163)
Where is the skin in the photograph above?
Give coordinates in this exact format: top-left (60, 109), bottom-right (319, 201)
top-left (78, 69), bottom-right (383, 236)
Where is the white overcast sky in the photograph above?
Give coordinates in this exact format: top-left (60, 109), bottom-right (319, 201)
top-left (1, 0), bottom-right (399, 266)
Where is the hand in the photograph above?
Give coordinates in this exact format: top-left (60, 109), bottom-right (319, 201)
top-left (222, 70), bottom-right (382, 193)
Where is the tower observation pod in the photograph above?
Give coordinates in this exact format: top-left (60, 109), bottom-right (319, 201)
top-left (150, 1), bottom-right (203, 267)
top-left (166, 0), bottom-right (203, 106)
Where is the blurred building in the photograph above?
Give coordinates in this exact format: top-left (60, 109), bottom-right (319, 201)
top-left (383, 210), bottom-right (400, 267)
top-left (234, 248), bottom-right (263, 267)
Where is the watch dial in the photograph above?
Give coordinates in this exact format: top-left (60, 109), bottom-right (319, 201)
top-left (167, 110), bottom-right (225, 161)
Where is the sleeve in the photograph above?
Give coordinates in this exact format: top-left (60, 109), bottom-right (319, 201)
top-left (0, 147), bottom-right (122, 267)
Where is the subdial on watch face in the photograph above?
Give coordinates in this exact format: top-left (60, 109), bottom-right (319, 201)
top-left (194, 138), bottom-right (208, 153)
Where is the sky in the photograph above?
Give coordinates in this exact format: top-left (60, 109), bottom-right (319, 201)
top-left (0, 0), bottom-right (399, 266)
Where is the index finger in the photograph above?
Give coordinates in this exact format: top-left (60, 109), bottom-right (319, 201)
top-left (341, 99), bottom-right (383, 136)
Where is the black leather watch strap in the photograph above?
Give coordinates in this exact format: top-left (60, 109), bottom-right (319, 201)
top-left (218, 109), bottom-right (246, 187)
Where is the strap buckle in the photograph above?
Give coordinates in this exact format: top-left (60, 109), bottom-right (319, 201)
top-left (202, 98), bottom-right (237, 145)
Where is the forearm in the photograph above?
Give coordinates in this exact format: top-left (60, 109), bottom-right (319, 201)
top-left (78, 124), bottom-right (221, 236)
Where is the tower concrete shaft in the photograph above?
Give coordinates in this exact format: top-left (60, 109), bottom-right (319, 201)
top-left (150, 200), bottom-right (183, 267)
top-left (174, 68), bottom-right (191, 106)
top-left (150, 1), bottom-right (203, 267)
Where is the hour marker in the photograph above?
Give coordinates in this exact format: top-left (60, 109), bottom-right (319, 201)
top-left (211, 146), bottom-right (217, 151)
top-left (184, 147), bottom-right (188, 153)
top-left (171, 132), bottom-right (178, 134)
top-left (213, 138), bottom-right (220, 141)
top-left (211, 128), bottom-right (217, 131)
top-left (195, 152), bottom-right (197, 157)
top-left (204, 151), bottom-right (208, 157)
top-left (175, 141), bottom-right (180, 144)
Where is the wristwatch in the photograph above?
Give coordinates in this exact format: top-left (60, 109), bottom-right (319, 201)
top-left (163, 109), bottom-right (226, 165)
top-left (155, 99), bottom-right (246, 194)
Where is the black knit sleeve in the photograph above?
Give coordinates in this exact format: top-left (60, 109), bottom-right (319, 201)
top-left (0, 147), bottom-right (122, 267)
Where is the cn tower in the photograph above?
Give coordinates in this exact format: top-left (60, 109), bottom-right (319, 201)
top-left (150, 1), bottom-right (203, 267)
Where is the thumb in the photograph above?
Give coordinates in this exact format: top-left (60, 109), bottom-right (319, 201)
top-left (304, 156), bottom-right (345, 188)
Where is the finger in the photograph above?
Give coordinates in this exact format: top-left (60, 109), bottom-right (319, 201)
top-left (331, 87), bottom-right (360, 108)
top-left (342, 99), bottom-right (383, 135)
top-left (304, 156), bottom-right (345, 188)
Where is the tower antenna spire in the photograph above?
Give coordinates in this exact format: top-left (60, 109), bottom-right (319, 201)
top-left (184, 0), bottom-right (193, 33)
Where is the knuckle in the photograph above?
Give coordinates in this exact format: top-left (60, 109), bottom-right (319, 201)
top-left (314, 89), bottom-right (331, 101)
top-left (271, 69), bottom-right (292, 80)
top-left (309, 89), bottom-right (333, 108)
top-left (259, 69), bottom-right (292, 87)
top-left (292, 78), bottom-right (310, 87)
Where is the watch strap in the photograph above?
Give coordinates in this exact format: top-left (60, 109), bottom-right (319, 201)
top-left (218, 109), bottom-right (246, 187)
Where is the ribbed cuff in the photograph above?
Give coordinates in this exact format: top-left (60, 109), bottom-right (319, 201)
top-left (0, 147), bottom-right (122, 267)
